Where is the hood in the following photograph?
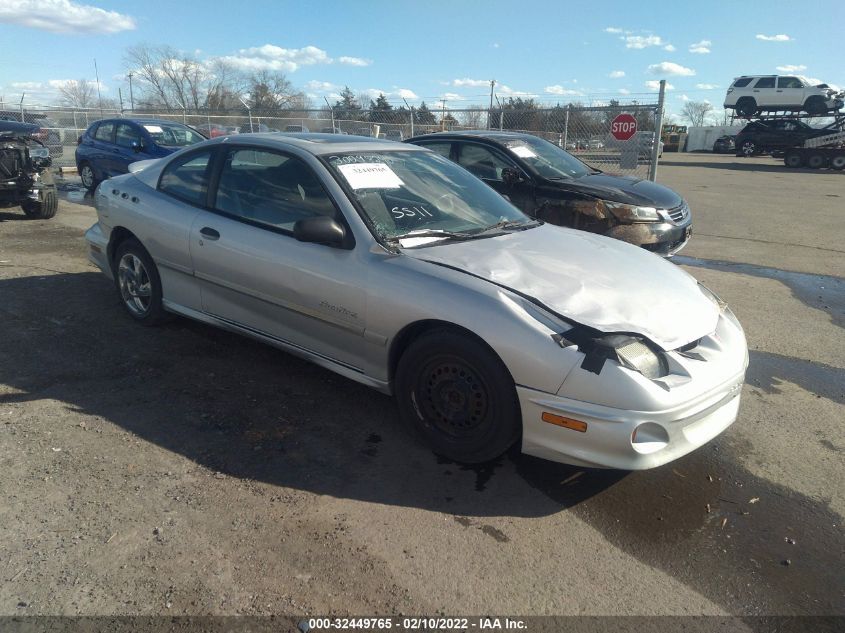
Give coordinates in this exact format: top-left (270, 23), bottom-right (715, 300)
top-left (404, 224), bottom-right (718, 351)
top-left (555, 173), bottom-right (683, 209)
top-left (0, 120), bottom-right (38, 138)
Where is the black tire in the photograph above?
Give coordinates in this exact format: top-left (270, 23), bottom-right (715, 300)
top-left (830, 154), bottom-right (845, 171)
top-left (21, 185), bottom-right (58, 219)
top-left (736, 98), bottom-right (757, 118)
top-left (395, 329), bottom-right (520, 464)
top-left (79, 161), bottom-right (98, 192)
top-left (739, 140), bottom-right (757, 157)
top-left (806, 152), bottom-right (826, 169)
top-left (784, 151), bottom-right (803, 168)
top-left (112, 238), bottom-right (168, 326)
top-left (804, 96), bottom-right (827, 116)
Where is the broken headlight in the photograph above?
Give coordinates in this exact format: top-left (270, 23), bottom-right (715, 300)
top-left (604, 202), bottom-right (660, 223)
top-left (590, 334), bottom-right (669, 379)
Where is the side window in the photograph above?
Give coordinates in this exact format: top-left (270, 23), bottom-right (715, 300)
top-left (457, 144), bottom-right (514, 181)
top-left (733, 77), bottom-right (753, 88)
top-left (777, 77), bottom-right (802, 89)
top-left (214, 148), bottom-right (336, 232)
top-left (94, 121), bottom-right (115, 142)
top-left (115, 123), bottom-right (142, 149)
top-left (754, 77), bottom-right (775, 89)
top-left (158, 151), bottom-right (213, 206)
top-left (419, 142), bottom-right (453, 159)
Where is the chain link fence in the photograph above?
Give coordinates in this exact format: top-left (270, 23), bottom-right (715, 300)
top-left (2, 97), bottom-right (663, 179)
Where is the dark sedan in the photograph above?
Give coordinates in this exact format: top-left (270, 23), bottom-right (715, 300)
top-left (406, 130), bottom-right (691, 256)
top-left (734, 119), bottom-right (831, 157)
top-left (712, 135), bottom-right (735, 154)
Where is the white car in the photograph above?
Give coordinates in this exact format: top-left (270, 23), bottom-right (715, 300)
top-left (85, 134), bottom-right (748, 469)
top-left (725, 75), bottom-right (844, 117)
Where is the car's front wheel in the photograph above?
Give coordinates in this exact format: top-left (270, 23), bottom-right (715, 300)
top-left (395, 329), bottom-right (520, 464)
top-left (739, 140), bottom-right (757, 157)
top-left (736, 98), bottom-right (757, 118)
top-left (21, 185), bottom-right (58, 219)
top-left (804, 96), bottom-right (828, 116)
top-left (79, 162), bottom-right (98, 192)
top-left (113, 239), bottom-right (168, 325)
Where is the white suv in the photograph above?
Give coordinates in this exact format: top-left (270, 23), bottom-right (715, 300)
top-left (724, 75), bottom-right (844, 117)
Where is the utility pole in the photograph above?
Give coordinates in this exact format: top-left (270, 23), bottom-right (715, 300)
top-left (488, 79), bottom-right (495, 130)
top-left (441, 98), bottom-right (447, 131)
top-left (119, 87), bottom-right (124, 113)
top-left (94, 58), bottom-right (103, 116)
top-left (127, 72), bottom-right (135, 111)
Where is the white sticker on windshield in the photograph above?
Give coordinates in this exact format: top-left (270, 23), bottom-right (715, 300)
top-left (510, 145), bottom-right (537, 158)
top-left (143, 125), bottom-right (164, 133)
top-left (338, 162), bottom-right (404, 189)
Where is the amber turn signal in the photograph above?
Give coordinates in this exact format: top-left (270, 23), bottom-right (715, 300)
top-left (541, 412), bottom-right (587, 432)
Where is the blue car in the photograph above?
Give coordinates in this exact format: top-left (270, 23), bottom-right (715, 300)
top-left (75, 118), bottom-right (205, 191)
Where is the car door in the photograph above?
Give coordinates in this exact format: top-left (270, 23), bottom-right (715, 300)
top-left (454, 142), bottom-right (536, 214)
top-left (776, 76), bottom-right (805, 108)
top-left (89, 120), bottom-right (118, 178)
top-left (113, 122), bottom-right (151, 175)
top-left (188, 146), bottom-right (370, 371)
top-left (752, 76), bottom-right (776, 107)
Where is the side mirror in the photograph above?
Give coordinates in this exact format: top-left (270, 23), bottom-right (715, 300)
top-left (501, 167), bottom-right (524, 186)
top-left (130, 141), bottom-right (144, 153)
top-left (293, 216), bottom-right (346, 247)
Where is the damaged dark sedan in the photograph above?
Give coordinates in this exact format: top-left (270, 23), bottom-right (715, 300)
top-left (406, 131), bottom-right (691, 256)
top-left (0, 120), bottom-right (58, 219)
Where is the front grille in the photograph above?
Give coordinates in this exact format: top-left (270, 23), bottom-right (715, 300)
top-left (666, 202), bottom-right (689, 224)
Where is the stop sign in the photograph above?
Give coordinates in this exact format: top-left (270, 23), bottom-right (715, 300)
top-left (611, 113), bottom-right (637, 141)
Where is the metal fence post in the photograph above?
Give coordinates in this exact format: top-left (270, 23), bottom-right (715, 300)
top-left (563, 104), bottom-right (570, 148)
top-left (409, 106), bottom-right (415, 138)
top-left (648, 80), bottom-right (666, 182)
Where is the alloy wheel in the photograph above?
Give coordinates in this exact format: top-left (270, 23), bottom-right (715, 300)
top-left (118, 253), bottom-right (152, 317)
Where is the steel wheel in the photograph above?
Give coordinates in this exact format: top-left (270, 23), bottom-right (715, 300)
top-left (831, 154), bottom-right (845, 171)
top-left (741, 141), bottom-right (756, 157)
top-left (784, 152), bottom-right (803, 168)
top-left (80, 164), bottom-right (96, 190)
top-left (807, 153), bottom-right (826, 169)
top-left (416, 355), bottom-right (491, 439)
top-left (117, 253), bottom-right (152, 317)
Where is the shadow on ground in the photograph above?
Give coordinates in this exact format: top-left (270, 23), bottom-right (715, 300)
top-left (1, 271), bottom-right (843, 617)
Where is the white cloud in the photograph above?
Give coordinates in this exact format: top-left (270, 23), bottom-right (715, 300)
top-left (338, 56), bottom-right (372, 67)
top-left (440, 92), bottom-right (465, 101)
top-left (497, 84), bottom-right (531, 97)
top-left (395, 88), bottom-right (418, 100)
top-left (645, 80), bottom-right (674, 90)
top-left (689, 39), bottom-right (711, 54)
top-left (663, 44), bottom-right (676, 51)
top-left (451, 78), bottom-right (491, 88)
top-left (756, 33), bottom-right (791, 41)
top-left (604, 27), bottom-right (623, 34)
top-left (217, 44), bottom-right (332, 72)
top-left (48, 78), bottom-right (107, 93)
top-left (647, 61), bottom-right (695, 76)
top-left (492, 42), bottom-right (500, 48)
top-left (609, 70), bottom-right (625, 78)
top-left (305, 80), bottom-right (339, 92)
top-left (0, 0), bottom-right (136, 34)
top-left (696, 83), bottom-right (719, 89)
top-left (544, 85), bottom-right (583, 96)
top-left (776, 64), bottom-right (807, 72)
top-left (623, 34), bottom-right (664, 49)
top-left (10, 81), bottom-right (43, 90)
top-left (679, 94), bottom-right (690, 101)
top-left (618, 88), bottom-right (631, 95)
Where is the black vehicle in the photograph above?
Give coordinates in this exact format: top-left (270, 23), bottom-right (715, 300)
top-left (0, 111), bottom-right (63, 157)
top-left (734, 119), bottom-right (831, 157)
top-left (405, 130), bottom-right (691, 256)
top-left (0, 120), bottom-right (58, 219)
top-left (712, 135), bottom-right (735, 154)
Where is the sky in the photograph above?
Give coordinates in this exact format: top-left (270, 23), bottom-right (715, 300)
top-left (1, 0), bottom-right (843, 121)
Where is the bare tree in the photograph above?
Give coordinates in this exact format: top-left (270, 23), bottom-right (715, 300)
top-left (247, 70), bottom-right (304, 113)
top-left (58, 79), bottom-right (96, 108)
top-left (680, 101), bottom-right (714, 127)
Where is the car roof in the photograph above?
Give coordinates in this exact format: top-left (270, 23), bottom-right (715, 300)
top-left (204, 132), bottom-right (426, 156)
top-left (406, 130), bottom-right (543, 145)
top-left (95, 118), bottom-right (194, 126)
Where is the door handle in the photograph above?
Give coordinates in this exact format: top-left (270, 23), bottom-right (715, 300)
top-left (200, 227), bottom-right (220, 241)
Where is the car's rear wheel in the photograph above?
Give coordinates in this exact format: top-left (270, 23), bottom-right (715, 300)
top-left (740, 140), bottom-right (757, 157)
top-left (830, 154), bottom-right (845, 171)
top-left (21, 185), bottom-right (58, 219)
top-left (79, 162), bottom-right (98, 192)
top-left (804, 96), bottom-right (828, 116)
top-left (113, 239), bottom-right (168, 325)
top-left (784, 151), bottom-right (803, 168)
top-left (395, 329), bottom-right (520, 464)
top-left (806, 152), bottom-right (826, 169)
top-left (736, 98), bottom-right (757, 118)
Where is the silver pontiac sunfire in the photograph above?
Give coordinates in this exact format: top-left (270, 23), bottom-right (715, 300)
top-left (85, 133), bottom-right (748, 469)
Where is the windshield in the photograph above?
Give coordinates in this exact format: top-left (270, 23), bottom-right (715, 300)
top-left (326, 150), bottom-right (533, 243)
top-left (142, 122), bottom-right (205, 147)
top-left (501, 135), bottom-right (594, 180)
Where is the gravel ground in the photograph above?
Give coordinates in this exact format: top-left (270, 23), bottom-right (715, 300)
top-left (0, 153), bottom-right (842, 625)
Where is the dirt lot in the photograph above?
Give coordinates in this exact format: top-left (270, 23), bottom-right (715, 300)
top-left (1, 153), bottom-right (843, 624)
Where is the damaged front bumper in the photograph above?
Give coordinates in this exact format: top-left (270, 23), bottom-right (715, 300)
top-left (606, 214), bottom-right (692, 257)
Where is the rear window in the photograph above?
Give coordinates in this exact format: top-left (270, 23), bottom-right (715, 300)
top-left (754, 77), bottom-right (775, 89)
top-left (732, 78), bottom-right (753, 88)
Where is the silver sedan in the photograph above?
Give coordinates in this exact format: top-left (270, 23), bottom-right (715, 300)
top-left (85, 133), bottom-right (748, 469)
